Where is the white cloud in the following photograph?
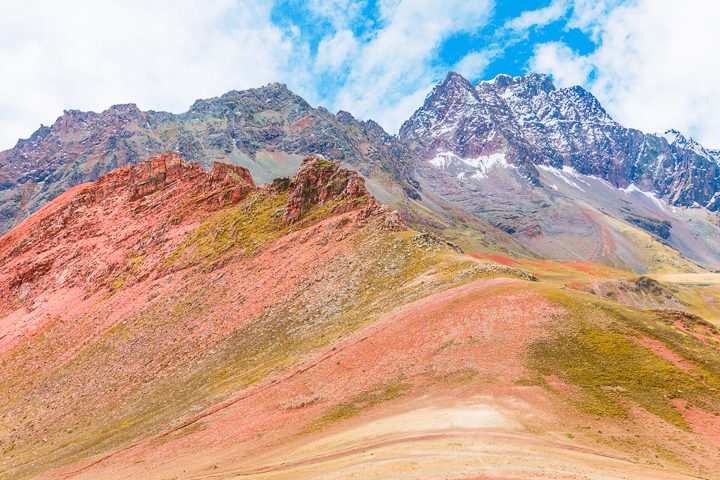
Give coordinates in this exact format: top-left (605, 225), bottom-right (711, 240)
top-left (566, 0), bottom-right (622, 40)
top-left (505, 0), bottom-right (569, 31)
top-left (453, 51), bottom-right (495, 80)
top-left (333, 0), bottom-right (494, 132)
top-left (315, 30), bottom-right (358, 72)
top-left (530, 42), bottom-right (592, 87)
top-left (531, 0), bottom-right (720, 147)
top-left (0, 0), bottom-right (293, 149)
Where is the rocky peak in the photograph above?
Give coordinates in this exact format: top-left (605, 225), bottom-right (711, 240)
top-left (53, 109), bottom-right (98, 131)
top-left (283, 155), bottom-right (369, 222)
top-left (550, 85), bottom-right (614, 124)
top-left (482, 72), bottom-right (555, 97)
top-left (187, 82), bottom-right (309, 119)
top-left (125, 152), bottom-right (202, 199)
top-left (104, 103), bottom-right (144, 121)
top-left (335, 110), bottom-right (356, 125)
top-left (443, 70), bottom-right (476, 89)
top-left (208, 161), bottom-right (255, 187)
top-left (431, 71), bottom-right (478, 104)
top-left (661, 129), bottom-right (710, 155)
top-left (13, 124), bottom-right (51, 149)
top-left (399, 71), bottom-right (479, 142)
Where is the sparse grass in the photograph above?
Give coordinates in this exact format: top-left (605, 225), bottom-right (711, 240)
top-left (434, 367), bottom-right (483, 386)
top-left (165, 190), bottom-right (290, 267)
top-left (302, 381), bottom-right (409, 434)
top-left (108, 252), bottom-right (146, 292)
top-left (529, 288), bottom-right (720, 428)
top-left (166, 189), bottom-right (368, 269)
top-left (1, 196), bottom-right (496, 479)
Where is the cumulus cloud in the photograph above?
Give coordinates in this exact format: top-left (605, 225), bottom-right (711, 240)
top-left (566, 0), bottom-right (622, 40)
top-left (315, 30), bottom-right (358, 72)
top-left (304, 0), bottom-right (366, 30)
top-left (453, 51), bottom-right (495, 80)
top-left (531, 0), bottom-right (720, 147)
top-left (530, 42), bottom-right (592, 87)
top-left (0, 0), bottom-right (292, 149)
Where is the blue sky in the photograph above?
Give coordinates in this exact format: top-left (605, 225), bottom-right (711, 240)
top-left (1, 0), bottom-right (719, 149)
top-left (274, 0), bottom-right (596, 86)
top-left (269, 0), bottom-right (608, 132)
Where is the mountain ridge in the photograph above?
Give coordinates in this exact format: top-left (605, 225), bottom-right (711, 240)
top-left (2, 71), bottom-right (720, 272)
top-left (400, 70), bottom-right (720, 210)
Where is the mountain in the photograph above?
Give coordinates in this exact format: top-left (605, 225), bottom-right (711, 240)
top-left (0, 83), bottom-right (417, 235)
top-left (398, 72), bottom-right (720, 272)
top-left (2, 154), bottom-right (720, 479)
top-left (400, 72), bottom-right (720, 208)
top-left (2, 71), bottom-right (720, 274)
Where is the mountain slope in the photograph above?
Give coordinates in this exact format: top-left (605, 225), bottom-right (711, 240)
top-left (0, 153), bottom-right (503, 479)
top-left (0, 155), bottom-right (719, 479)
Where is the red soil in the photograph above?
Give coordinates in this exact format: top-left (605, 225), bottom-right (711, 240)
top-left (470, 252), bottom-right (617, 278)
top-left (41, 277), bottom-right (564, 478)
top-left (671, 399), bottom-right (720, 446)
top-left (636, 336), bottom-right (695, 373)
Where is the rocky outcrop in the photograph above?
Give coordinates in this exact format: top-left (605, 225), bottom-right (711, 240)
top-left (283, 155), bottom-right (369, 222)
top-left (88, 152), bottom-right (255, 206)
top-left (0, 154), bottom-right (259, 268)
top-left (584, 276), bottom-right (685, 310)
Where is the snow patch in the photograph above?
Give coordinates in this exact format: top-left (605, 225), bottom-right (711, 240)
top-left (660, 130), bottom-right (681, 145)
top-left (538, 164), bottom-right (589, 192)
top-left (499, 88), bottom-right (514, 100)
top-left (622, 183), bottom-right (669, 212)
top-left (429, 151), bottom-right (515, 179)
top-left (429, 151), bottom-right (455, 168)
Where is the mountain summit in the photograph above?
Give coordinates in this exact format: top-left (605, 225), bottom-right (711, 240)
top-left (401, 71), bottom-right (720, 209)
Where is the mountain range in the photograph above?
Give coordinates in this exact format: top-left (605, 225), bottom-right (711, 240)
top-left (2, 71), bottom-right (720, 274)
top-left (2, 73), bottom-right (720, 479)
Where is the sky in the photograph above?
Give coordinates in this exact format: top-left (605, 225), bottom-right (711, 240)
top-left (1, 0), bottom-right (719, 150)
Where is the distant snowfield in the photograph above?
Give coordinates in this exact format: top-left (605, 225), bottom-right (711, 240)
top-left (537, 164), bottom-right (590, 192)
top-left (429, 151), bottom-right (516, 179)
top-left (621, 183), bottom-right (671, 212)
